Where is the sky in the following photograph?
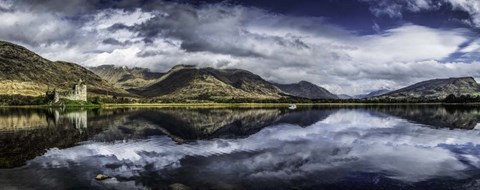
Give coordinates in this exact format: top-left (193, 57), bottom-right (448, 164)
top-left (1, 0), bottom-right (480, 95)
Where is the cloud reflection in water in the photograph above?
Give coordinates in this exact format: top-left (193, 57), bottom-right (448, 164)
top-left (18, 109), bottom-right (480, 189)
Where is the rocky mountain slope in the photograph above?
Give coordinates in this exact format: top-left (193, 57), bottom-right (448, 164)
top-left (378, 77), bottom-right (480, 100)
top-left (355, 89), bottom-right (391, 99)
top-left (135, 65), bottom-right (284, 100)
top-left (0, 41), bottom-right (129, 97)
top-left (274, 81), bottom-right (338, 99)
top-left (89, 65), bottom-right (163, 90)
top-left (93, 64), bottom-right (341, 100)
top-left (337, 94), bottom-right (353, 99)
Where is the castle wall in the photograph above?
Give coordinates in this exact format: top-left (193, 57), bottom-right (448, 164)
top-left (46, 80), bottom-right (87, 103)
top-left (60, 84), bottom-right (87, 102)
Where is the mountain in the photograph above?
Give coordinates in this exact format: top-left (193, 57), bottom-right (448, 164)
top-left (337, 94), bottom-right (353, 99)
top-left (355, 89), bottom-right (391, 99)
top-left (135, 65), bottom-right (284, 100)
top-left (0, 41), bottom-right (129, 97)
top-left (378, 77), bottom-right (480, 100)
top-left (274, 81), bottom-right (338, 99)
top-left (89, 65), bottom-right (163, 89)
top-left (93, 64), bottom-right (340, 100)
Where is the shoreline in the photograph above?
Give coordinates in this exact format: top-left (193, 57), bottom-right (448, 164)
top-left (2, 102), bottom-right (480, 108)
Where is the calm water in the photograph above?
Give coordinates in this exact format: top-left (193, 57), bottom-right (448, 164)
top-left (1, 106), bottom-right (480, 189)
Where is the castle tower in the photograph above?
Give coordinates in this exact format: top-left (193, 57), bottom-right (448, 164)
top-left (81, 80), bottom-right (87, 102)
top-left (75, 78), bottom-right (87, 102)
top-left (53, 89), bottom-right (59, 103)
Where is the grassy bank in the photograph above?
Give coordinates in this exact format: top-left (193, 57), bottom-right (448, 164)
top-left (3, 102), bottom-right (480, 109)
top-left (4, 93), bottom-right (480, 108)
top-left (102, 102), bottom-right (455, 108)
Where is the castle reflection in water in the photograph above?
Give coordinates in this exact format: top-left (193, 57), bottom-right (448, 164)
top-left (0, 109), bottom-right (88, 132)
top-left (0, 108), bottom-right (87, 132)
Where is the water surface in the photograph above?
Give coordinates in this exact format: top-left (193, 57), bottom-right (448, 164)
top-left (1, 106), bottom-right (480, 189)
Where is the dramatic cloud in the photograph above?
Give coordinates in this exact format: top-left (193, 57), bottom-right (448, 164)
top-left (448, 0), bottom-right (480, 26)
top-left (0, 0), bottom-right (479, 94)
top-left (362, 0), bottom-right (438, 18)
top-left (363, 0), bottom-right (480, 27)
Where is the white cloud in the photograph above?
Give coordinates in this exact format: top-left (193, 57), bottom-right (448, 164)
top-left (349, 25), bottom-right (468, 63)
top-left (84, 8), bottom-right (155, 30)
top-left (0, 10), bottom-right (74, 45)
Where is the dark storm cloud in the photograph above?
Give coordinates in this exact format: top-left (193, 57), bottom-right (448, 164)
top-left (102, 38), bottom-right (124, 45)
top-left (107, 23), bottom-right (132, 32)
top-left (136, 50), bottom-right (162, 57)
top-left (179, 41), bottom-right (265, 57)
top-left (110, 4), bottom-right (315, 58)
top-left (362, 0), bottom-right (480, 28)
top-left (8, 0), bottom-right (155, 15)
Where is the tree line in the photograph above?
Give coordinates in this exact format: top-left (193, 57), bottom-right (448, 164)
top-left (0, 93), bottom-right (478, 106)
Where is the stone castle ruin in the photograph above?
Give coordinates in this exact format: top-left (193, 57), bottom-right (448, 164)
top-left (46, 79), bottom-right (87, 103)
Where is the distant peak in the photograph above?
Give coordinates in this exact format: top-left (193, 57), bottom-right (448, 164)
top-left (439, 76), bottom-right (477, 84)
top-left (451, 76), bottom-right (475, 81)
top-left (297, 81), bottom-right (319, 87)
top-left (298, 80), bottom-right (313, 84)
top-left (172, 64), bottom-right (196, 69)
top-left (0, 40), bottom-right (21, 47)
top-left (414, 76), bottom-right (477, 85)
top-left (0, 40), bottom-right (30, 51)
top-left (90, 64), bottom-right (115, 69)
top-left (0, 40), bottom-right (49, 63)
top-left (0, 41), bottom-right (34, 54)
top-left (169, 64), bottom-right (197, 72)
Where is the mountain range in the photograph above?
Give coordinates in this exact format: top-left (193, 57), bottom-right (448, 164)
top-left (89, 64), bottom-right (339, 100)
top-left (88, 65), bottom-right (163, 90)
top-left (378, 77), bottom-right (480, 100)
top-left (273, 81), bottom-right (338, 99)
top-left (337, 89), bottom-right (392, 100)
top-left (355, 89), bottom-right (391, 99)
top-left (1, 40), bottom-right (480, 102)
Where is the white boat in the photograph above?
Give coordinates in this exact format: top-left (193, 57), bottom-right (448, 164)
top-left (288, 104), bottom-right (297, 110)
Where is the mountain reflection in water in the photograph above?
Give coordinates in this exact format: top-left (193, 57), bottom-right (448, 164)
top-left (0, 106), bottom-right (480, 189)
